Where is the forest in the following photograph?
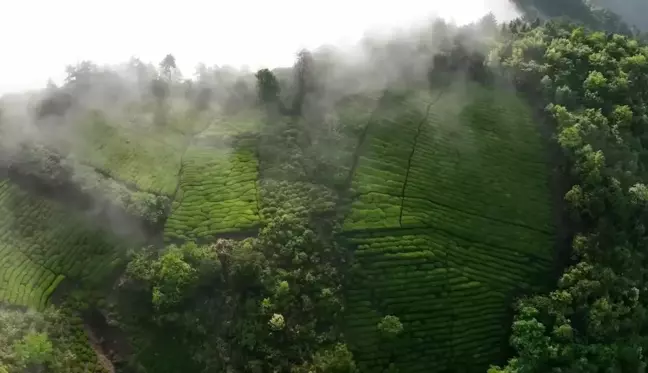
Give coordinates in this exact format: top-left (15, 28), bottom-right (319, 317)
top-left (1, 0), bottom-right (648, 372)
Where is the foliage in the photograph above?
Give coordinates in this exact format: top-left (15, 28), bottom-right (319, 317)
top-left (13, 13), bottom-right (648, 373)
top-left (0, 180), bottom-right (128, 309)
top-left (122, 203), bottom-right (352, 371)
top-left (341, 81), bottom-right (553, 372)
top-left (309, 343), bottom-right (358, 373)
top-left (255, 68), bottom-right (281, 105)
top-left (589, 0), bottom-right (648, 33)
top-left (508, 0), bottom-right (632, 35)
top-left (491, 19), bottom-right (648, 373)
top-left (377, 315), bottom-right (403, 338)
top-left (0, 307), bottom-right (105, 373)
top-left (12, 331), bottom-right (54, 367)
top-left (163, 143), bottom-right (260, 243)
top-left (291, 49), bottom-right (317, 115)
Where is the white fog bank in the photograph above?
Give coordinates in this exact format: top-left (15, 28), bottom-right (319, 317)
top-left (0, 0), bottom-right (518, 94)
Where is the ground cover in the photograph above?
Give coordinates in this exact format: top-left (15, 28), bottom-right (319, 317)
top-left (341, 82), bottom-right (555, 373)
top-left (163, 110), bottom-right (269, 244)
top-left (71, 114), bottom-right (186, 195)
top-left (0, 181), bottom-right (127, 309)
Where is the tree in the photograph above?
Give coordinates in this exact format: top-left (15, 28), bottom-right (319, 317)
top-left (268, 313), bottom-right (285, 331)
top-left (377, 315), bottom-right (403, 338)
top-left (494, 19), bottom-right (648, 373)
top-left (150, 77), bottom-right (169, 102)
top-left (194, 86), bottom-right (212, 111)
top-left (35, 91), bottom-right (73, 119)
top-left (13, 331), bottom-right (54, 369)
top-left (160, 53), bottom-right (177, 82)
top-left (0, 308), bottom-right (89, 373)
top-left (291, 49), bottom-right (316, 115)
top-left (255, 68), bottom-right (281, 105)
top-left (64, 60), bottom-right (97, 86)
top-left (311, 344), bottom-right (357, 373)
top-left (126, 245), bottom-right (200, 313)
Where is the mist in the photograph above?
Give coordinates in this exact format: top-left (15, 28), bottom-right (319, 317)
top-left (0, 0), bottom-right (523, 249)
top-left (0, 0), bottom-right (519, 95)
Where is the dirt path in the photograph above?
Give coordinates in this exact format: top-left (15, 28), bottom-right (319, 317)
top-left (84, 324), bottom-right (116, 373)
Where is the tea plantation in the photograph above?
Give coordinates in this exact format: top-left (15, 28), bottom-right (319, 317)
top-left (0, 181), bottom-right (128, 309)
top-left (0, 79), bottom-right (556, 373)
top-left (342, 81), bottom-right (555, 372)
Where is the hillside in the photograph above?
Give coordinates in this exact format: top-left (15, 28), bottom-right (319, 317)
top-left (341, 79), bottom-right (555, 372)
top-left (1, 13), bottom-right (648, 373)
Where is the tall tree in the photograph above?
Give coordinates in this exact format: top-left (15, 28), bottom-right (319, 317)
top-left (255, 68), bottom-right (281, 105)
top-left (159, 53), bottom-right (177, 82)
top-left (291, 49), bottom-right (316, 115)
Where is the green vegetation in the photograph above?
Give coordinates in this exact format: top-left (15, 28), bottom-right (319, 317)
top-left (489, 19), bottom-right (648, 373)
top-left (164, 145), bottom-right (260, 242)
top-left (4, 7), bottom-right (648, 373)
top-left (71, 112), bottom-right (185, 196)
top-left (0, 180), bottom-right (127, 309)
top-left (0, 307), bottom-right (108, 373)
top-left (341, 77), bottom-right (554, 371)
top-left (164, 111), bottom-right (263, 243)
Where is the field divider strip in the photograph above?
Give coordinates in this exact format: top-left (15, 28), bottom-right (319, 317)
top-left (14, 249), bottom-right (59, 278)
top-left (341, 218), bottom-right (551, 263)
top-left (399, 91), bottom-right (445, 227)
top-left (82, 164), bottom-right (162, 196)
top-left (364, 190), bottom-right (551, 236)
top-left (343, 92), bottom-right (400, 191)
top-left (252, 138), bottom-right (263, 221)
top-left (117, 124), bottom-right (185, 151)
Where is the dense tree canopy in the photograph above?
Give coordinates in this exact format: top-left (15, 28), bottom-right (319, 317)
top-left (489, 19), bottom-right (648, 373)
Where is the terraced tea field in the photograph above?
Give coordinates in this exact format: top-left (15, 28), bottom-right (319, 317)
top-left (342, 81), bottom-right (555, 373)
top-left (71, 114), bottom-right (187, 195)
top-left (0, 181), bottom-right (127, 309)
top-left (163, 144), bottom-right (260, 242)
top-left (0, 77), bottom-right (556, 373)
top-left (164, 114), bottom-right (263, 243)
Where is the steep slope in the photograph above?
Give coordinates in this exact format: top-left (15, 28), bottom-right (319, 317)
top-left (342, 80), bottom-right (555, 373)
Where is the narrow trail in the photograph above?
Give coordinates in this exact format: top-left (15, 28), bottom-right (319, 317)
top-left (343, 92), bottom-right (394, 191)
top-left (365, 190), bottom-right (552, 236)
top-left (340, 221), bottom-right (551, 263)
top-left (85, 165), bottom-right (155, 196)
top-left (399, 90), bottom-right (446, 227)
